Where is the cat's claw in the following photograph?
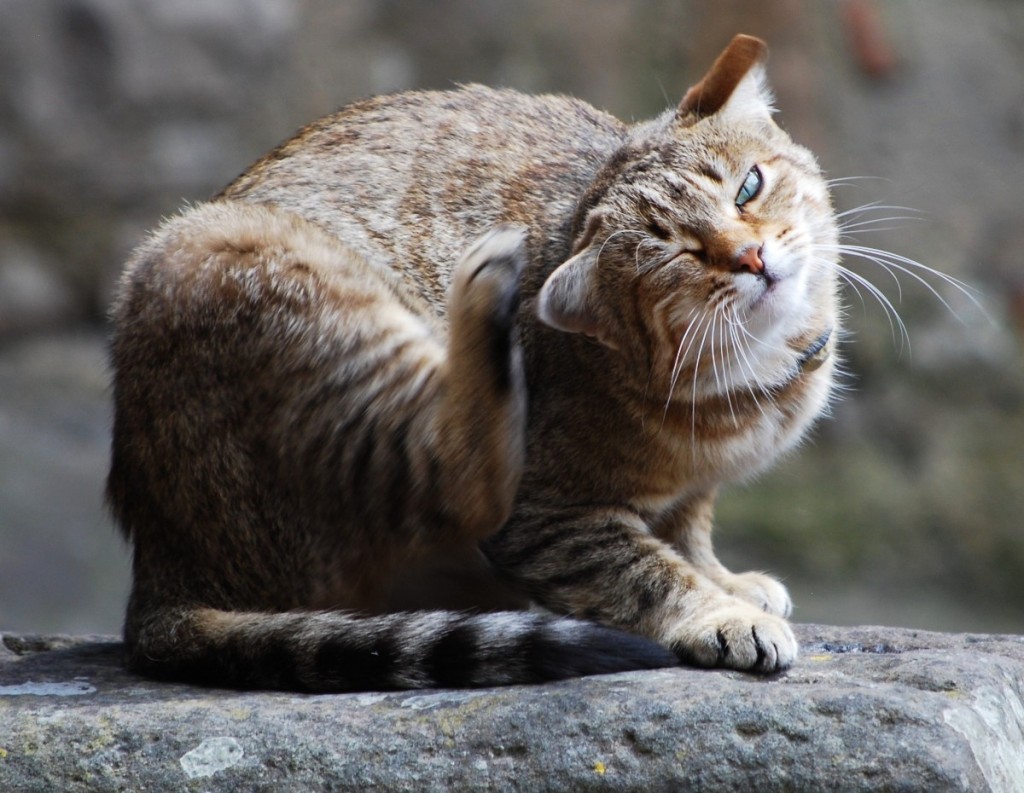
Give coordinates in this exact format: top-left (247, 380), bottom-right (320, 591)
top-left (669, 602), bottom-right (797, 673)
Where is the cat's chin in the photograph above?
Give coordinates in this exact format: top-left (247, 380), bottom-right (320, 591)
top-left (741, 276), bottom-right (811, 339)
top-left (738, 240), bottom-right (815, 323)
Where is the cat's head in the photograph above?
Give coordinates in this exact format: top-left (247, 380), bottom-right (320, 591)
top-left (538, 35), bottom-right (839, 399)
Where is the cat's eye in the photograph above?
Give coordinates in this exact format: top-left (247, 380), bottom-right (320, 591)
top-left (646, 218), bottom-right (673, 241)
top-left (735, 165), bottom-right (763, 209)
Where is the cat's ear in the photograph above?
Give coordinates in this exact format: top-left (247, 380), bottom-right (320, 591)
top-left (537, 213), bottom-right (617, 348)
top-left (677, 34), bottom-right (773, 122)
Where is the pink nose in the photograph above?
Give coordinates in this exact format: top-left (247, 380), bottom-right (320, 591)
top-left (734, 244), bottom-right (765, 275)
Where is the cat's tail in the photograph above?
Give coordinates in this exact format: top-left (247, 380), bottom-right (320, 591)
top-left (125, 607), bottom-right (678, 691)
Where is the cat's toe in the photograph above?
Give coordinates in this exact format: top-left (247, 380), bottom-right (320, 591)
top-left (721, 571), bottom-right (792, 618)
top-left (670, 603), bottom-right (797, 673)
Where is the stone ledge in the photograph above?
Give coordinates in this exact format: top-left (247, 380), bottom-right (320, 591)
top-left (1, 625), bottom-right (1023, 792)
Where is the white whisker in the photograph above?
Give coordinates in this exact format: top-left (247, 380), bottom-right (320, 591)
top-left (838, 215), bottom-right (925, 239)
top-left (820, 242), bottom-right (983, 322)
top-left (823, 256), bottom-right (911, 353)
top-left (826, 175), bottom-right (895, 190)
top-left (664, 307), bottom-right (704, 421)
top-left (833, 201), bottom-right (922, 221)
top-left (725, 313), bottom-right (770, 420)
top-left (711, 308), bottom-right (738, 427)
top-left (822, 196), bottom-right (986, 331)
top-left (633, 238), bottom-right (664, 274)
top-left (593, 228), bottom-right (645, 266)
top-left (688, 313), bottom-right (716, 441)
top-left (731, 324), bottom-right (773, 403)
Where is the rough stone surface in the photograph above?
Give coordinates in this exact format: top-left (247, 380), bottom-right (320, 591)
top-left (1, 625), bottom-right (1022, 792)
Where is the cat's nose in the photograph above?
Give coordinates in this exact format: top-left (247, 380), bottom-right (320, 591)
top-left (734, 244), bottom-right (765, 275)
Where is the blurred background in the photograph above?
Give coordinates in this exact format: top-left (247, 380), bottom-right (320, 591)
top-left (1, 0), bottom-right (1022, 636)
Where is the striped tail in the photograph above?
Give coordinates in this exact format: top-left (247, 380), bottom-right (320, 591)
top-left (125, 607), bottom-right (678, 691)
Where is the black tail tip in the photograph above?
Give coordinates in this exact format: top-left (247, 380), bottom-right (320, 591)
top-left (531, 621), bottom-right (678, 682)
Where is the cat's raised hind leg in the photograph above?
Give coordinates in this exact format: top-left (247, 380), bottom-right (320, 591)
top-left (430, 227), bottom-right (529, 540)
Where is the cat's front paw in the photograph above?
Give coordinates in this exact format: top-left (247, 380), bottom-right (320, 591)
top-left (718, 571), bottom-right (792, 618)
top-left (668, 601), bottom-right (797, 673)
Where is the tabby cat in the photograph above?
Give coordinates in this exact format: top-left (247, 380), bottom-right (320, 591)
top-left (108, 35), bottom-right (840, 690)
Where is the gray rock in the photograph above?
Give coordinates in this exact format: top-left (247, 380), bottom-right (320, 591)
top-left (1, 625), bottom-right (1022, 792)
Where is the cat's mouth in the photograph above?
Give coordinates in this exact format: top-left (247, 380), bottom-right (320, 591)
top-left (747, 265), bottom-right (784, 310)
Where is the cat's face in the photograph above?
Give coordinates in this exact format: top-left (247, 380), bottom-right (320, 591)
top-left (539, 36), bottom-right (840, 400)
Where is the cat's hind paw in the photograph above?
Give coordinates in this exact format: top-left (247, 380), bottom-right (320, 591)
top-left (449, 226), bottom-right (528, 391)
top-left (454, 226), bottom-right (527, 332)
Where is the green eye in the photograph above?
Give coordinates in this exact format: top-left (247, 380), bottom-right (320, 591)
top-left (735, 166), bottom-right (763, 208)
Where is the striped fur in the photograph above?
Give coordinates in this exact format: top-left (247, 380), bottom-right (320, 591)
top-left (108, 35), bottom-right (838, 690)
top-left (127, 608), bottom-right (675, 691)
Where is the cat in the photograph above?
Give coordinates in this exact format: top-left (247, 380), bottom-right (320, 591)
top-left (107, 34), bottom-right (840, 691)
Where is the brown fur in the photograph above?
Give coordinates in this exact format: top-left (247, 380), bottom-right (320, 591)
top-left (108, 35), bottom-right (839, 690)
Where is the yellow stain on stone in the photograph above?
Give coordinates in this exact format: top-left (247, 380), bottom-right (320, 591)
top-left (429, 696), bottom-right (494, 739)
top-left (593, 760), bottom-right (606, 775)
top-left (807, 654), bottom-right (833, 662)
top-left (0, 746), bottom-right (8, 760)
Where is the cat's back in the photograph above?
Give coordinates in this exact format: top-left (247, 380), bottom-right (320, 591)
top-left (219, 85), bottom-right (627, 310)
top-left (223, 84), bottom-right (625, 214)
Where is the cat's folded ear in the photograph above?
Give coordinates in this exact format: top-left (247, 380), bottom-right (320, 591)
top-left (677, 34), bottom-right (774, 123)
top-left (537, 213), bottom-right (618, 349)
